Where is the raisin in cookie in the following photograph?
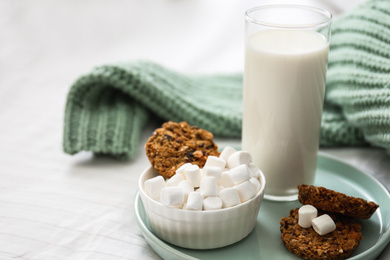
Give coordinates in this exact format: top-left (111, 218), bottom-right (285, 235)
top-left (298, 184), bottom-right (379, 219)
top-left (280, 208), bottom-right (363, 260)
top-left (145, 121), bottom-right (220, 178)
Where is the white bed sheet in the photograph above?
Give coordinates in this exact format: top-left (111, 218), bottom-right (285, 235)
top-left (1, 0), bottom-right (389, 259)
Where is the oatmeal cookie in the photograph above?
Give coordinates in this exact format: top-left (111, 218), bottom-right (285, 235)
top-left (280, 208), bottom-right (363, 260)
top-left (145, 121), bottom-right (220, 178)
top-left (298, 184), bottom-right (379, 219)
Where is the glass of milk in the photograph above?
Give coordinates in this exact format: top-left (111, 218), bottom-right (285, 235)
top-left (242, 5), bottom-right (332, 201)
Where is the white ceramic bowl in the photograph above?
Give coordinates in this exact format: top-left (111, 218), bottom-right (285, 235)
top-left (138, 166), bottom-right (266, 249)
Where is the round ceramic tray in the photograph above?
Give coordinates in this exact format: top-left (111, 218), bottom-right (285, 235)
top-left (134, 154), bottom-right (390, 260)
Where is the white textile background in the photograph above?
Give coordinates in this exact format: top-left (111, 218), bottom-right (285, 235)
top-left (1, 0), bottom-right (389, 259)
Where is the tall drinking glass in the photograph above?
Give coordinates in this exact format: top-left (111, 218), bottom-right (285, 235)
top-left (242, 5), bottom-right (332, 201)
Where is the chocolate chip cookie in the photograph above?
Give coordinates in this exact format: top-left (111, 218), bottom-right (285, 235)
top-left (298, 184), bottom-right (379, 219)
top-left (280, 208), bottom-right (363, 260)
top-left (145, 121), bottom-right (220, 178)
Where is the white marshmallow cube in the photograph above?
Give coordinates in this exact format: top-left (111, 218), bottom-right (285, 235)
top-left (204, 156), bottom-right (226, 169)
top-left (298, 205), bottom-right (318, 228)
top-left (249, 177), bottom-right (261, 192)
top-left (203, 166), bottom-right (222, 181)
top-left (200, 176), bottom-right (218, 197)
top-left (219, 172), bottom-right (234, 188)
top-left (160, 187), bottom-right (184, 207)
top-left (144, 175), bottom-right (166, 199)
top-left (228, 164), bottom-right (250, 185)
top-left (227, 151), bottom-right (252, 169)
top-left (219, 187), bottom-right (241, 208)
top-left (185, 192), bottom-right (204, 211)
top-left (248, 163), bottom-right (261, 178)
top-left (235, 180), bottom-right (257, 202)
top-left (184, 164), bottom-right (202, 187)
top-left (175, 163), bottom-right (192, 177)
top-left (219, 146), bottom-right (237, 164)
top-left (166, 174), bottom-right (185, 187)
top-left (311, 214), bottom-right (336, 235)
top-left (203, 197), bottom-right (223, 210)
top-left (178, 180), bottom-right (194, 201)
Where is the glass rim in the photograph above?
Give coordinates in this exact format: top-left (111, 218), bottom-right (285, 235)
top-left (245, 4), bottom-right (332, 29)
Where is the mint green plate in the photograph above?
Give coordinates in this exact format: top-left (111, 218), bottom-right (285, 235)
top-left (134, 154), bottom-right (390, 260)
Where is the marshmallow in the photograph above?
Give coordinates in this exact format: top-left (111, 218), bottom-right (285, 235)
top-left (203, 197), bottom-right (223, 210)
top-left (160, 187), bottom-right (184, 207)
top-left (228, 164), bottom-right (250, 185)
top-left (219, 146), bottom-right (237, 164)
top-left (311, 214), bottom-right (336, 235)
top-left (175, 163), bottom-right (192, 177)
top-left (144, 175), bottom-right (166, 199)
top-left (204, 156), bottom-right (226, 169)
top-left (219, 172), bottom-right (234, 188)
top-left (146, 149), bottom-right (261, 211)
top-left (219, 187), bottom-right (241, 208)
top-left (235, 180), bottom-right (257, 202)
top-left (166, 174), bottom-right (185, 187)
top-left (298, 205), bottom-right (318, 228)
top-left (185, 192), bottom-right (204, 211)
top-left (203, 166), bottom-right (222, 181)
top-left (249, 177), bottom-right (261, 192)
top-left (200, 176), bottom-right (218, 197)
top-left (178, 180), bottom-right (194, 201)
top-left (227, 151), bottom-right (252, 169)
top-left (184, 164), bottom-right (202, 187)
top-left (248, 163), bottom-right (261, 178)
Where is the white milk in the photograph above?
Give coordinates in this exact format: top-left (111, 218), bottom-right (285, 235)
top-left (242, 29), bottom-right (329, 198)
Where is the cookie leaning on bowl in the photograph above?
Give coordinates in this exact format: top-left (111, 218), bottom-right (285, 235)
top-left (298, 184), bottom-right (379, 219)
top-left (145, 121), bottom-right (220, 178)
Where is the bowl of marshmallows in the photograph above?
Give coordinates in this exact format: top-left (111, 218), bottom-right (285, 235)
top-left (138, 146), bottom-right (266, 249)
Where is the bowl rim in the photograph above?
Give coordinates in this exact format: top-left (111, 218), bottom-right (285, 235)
top-left (138, 165), bottom-right (266, 214)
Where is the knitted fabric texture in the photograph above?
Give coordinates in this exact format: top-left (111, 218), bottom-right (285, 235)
top-left (64, 0), bottom-right (389, 160)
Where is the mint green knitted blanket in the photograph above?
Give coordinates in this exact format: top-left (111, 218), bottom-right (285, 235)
top-left (63, 0), bottom-right (390, 160)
